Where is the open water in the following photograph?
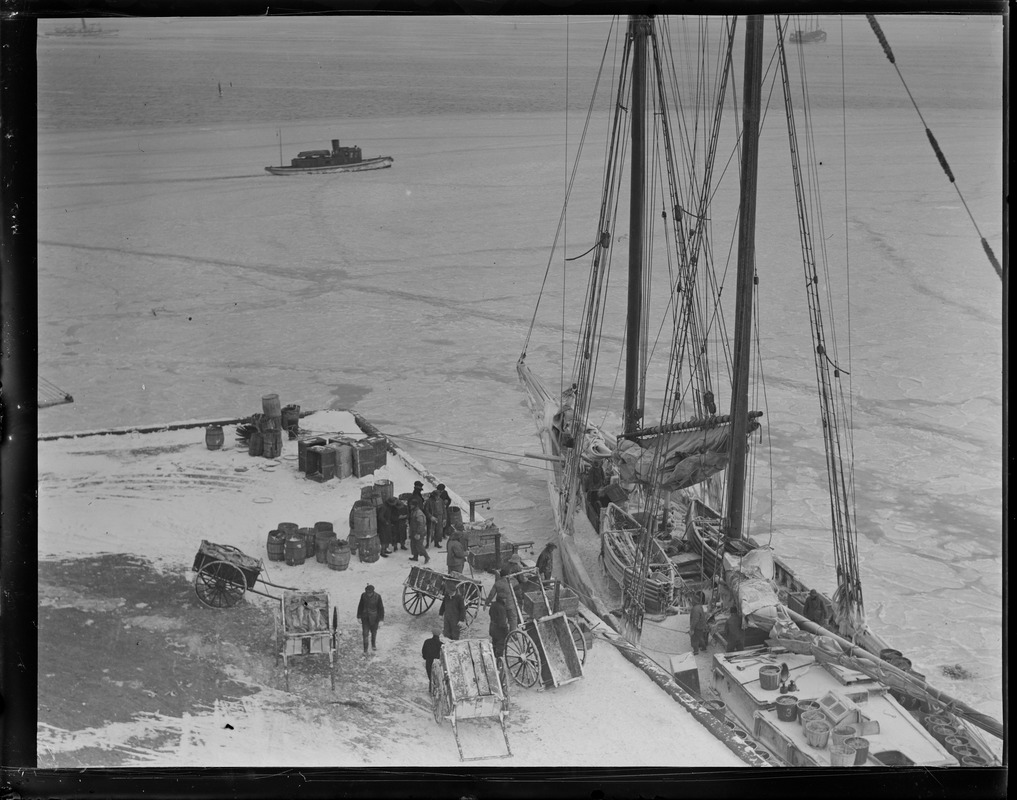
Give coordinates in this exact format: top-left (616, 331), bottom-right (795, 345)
top-left (35, 14), bottom-right (1003, 731)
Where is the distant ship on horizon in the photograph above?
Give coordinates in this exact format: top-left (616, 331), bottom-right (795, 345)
top-left (45, 19), bottom-right (119, 38)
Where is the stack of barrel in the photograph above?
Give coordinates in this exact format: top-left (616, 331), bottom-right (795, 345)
top-left (350, 488), bottom-right (381, 563)
top-left (265, 519), bottom-right (351, 571)
top-left (246, 394), bottom-right (285, 458)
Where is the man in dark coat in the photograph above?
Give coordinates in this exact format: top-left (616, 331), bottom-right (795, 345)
top-left (425, 489), bottom-right (448, 549)
top-left (392, 497), bottom-right (408, 550)
top-left (439, 581), bottom-right (467, 640)
top-left (408, 498), bottom-right (430, 563)
top-left (356, 584), bottom-right (385, 655)
top-left (536, 542), bottom-right (557, 581)
top-left (445, 529), bottom-right (467, 576)
top-left (689, 592), bottom-right (710, 655)
top-left (422, 628), bottom-right (443, 689)
top-left (802, 589), bottom-right (826, 626)
top-left (410, 480), bottom-right (425, 512)
top-left (376, 498), bottom-right (394, 557)
top-left (486, 569), bottom-right (518, 631)
top-left (725, 606), bottom-right (745, 653)
top-left (489, 594), bottom-right (510, 660)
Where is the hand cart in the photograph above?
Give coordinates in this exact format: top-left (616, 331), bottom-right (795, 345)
top-left (430, 637), bottom-right (511, 761)
top-left (275, 590), bottom-right (339, 691)
top-left (502, 566), bottom-right (586, 689)
top-left (402, 564), bottom-right (483, 625)
top-left (191, 539), bottom-right (295, 608)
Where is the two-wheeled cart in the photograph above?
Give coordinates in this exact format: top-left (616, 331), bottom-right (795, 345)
top-left (402, 564), bottom-right (483, 625)
top-left (276, 590), bottom-right (339, 691)
top-left (430, 637), bottom-right (511, 761)
top-left (191, 539), bottom-right (295, 608)
top-left (502, 566), bottom-right (586, 689)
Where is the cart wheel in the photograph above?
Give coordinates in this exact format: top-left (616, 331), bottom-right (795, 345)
top-left (567, 617), bottom-right (587, 666)
top-left (402, 585), bottom-right (437, 616)
top-left (461, 582), bottom-right (483, 626)
top-left (431, 669), bottom-right (449, 724)
top-left (194, 560), bottom-right (247, 608)
top-left (504, 630), bottom-right (541, 688)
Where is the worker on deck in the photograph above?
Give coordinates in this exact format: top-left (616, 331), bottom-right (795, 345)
top-left (422, 629), bottom-right (443, 690)
top-left (439, 581), bottom-right (467, 641)
top-left (489, 594), bottom-right (510, 660)
top-left (536, 542), bottom-right (557, 581)
top-left (425, 488), bottom-right (448, 549)
top-left (408, 497), bottom-right (430, 564)
top-left (445, 529), bottom-right (467, 577)
top-left (689, 591), bottom-right (710, 655)
top-left (803, 589), bottom-right (826, 626)
top-left (356, 584), bottom-right (385, 656)
top-left (486, 568), bottom-right (519, 631)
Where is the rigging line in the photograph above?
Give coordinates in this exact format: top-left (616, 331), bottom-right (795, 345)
top-left (866, 13), bottom-right (1002, 280)
top-left (382, 433), bottom-right (555, 469)
top-left (521, 16), bottom-right (619, 361)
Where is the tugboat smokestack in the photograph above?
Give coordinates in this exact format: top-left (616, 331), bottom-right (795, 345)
top-left (331, 139), bottom-right (340, 153)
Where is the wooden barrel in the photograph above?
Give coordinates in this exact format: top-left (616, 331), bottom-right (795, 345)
top-left (248, 431), bottom-right (263, 456)
top-left (373, 479), bottom-right (394, 502)
top-left (314, 521), bottom-right (334, 532)
top-left (262, 393), bottom-right (282, 419)
top-left (281, 404), bottom-right (300, 439)
top-left (315, 530), bottom-right (337, 563)
top-left (357, 532), bottom-right (380, 563)
top-left (278, 522), bottom-right (299, 538)
top-left (262, 429), bottom-right (283, 459)
top-left (351, 503), bottom-right (377, 536)
top-left (299, 527), bottom-right (317, 554)
top-left (266, 529), bottom-right (285, 561)
top-left (205, 425), bottom-right (224, 450)
top-left (284, 536), bottom-right (306, 566)
top-left (360, 486), bottom-right (382, 507)
top-left (327, 542), bottom-right (351, 571)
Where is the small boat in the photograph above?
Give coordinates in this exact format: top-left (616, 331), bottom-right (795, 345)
top-left (265, 138), bottom-right (393, 176)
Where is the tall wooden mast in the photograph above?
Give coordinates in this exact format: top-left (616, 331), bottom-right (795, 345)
top-left (724, 15), bottom-right (764, 541)
top-left (623, 15), bottom-right (650, 436)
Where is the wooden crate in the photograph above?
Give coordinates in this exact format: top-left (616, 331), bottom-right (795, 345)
top-left (522, 582), bottom-right (579, 618)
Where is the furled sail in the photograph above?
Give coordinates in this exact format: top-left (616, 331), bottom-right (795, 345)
top-left (612, 419), bottom-right (758, 492)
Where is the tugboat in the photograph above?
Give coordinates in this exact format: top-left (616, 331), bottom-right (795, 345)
top-left (265, 138), bottom-right (393, 176)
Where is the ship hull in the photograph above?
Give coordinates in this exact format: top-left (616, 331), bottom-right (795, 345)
top-left (264, 156), bottom-right (393, 176)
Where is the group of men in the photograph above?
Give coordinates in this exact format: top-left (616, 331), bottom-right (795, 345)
top-left (372, 480), bottom-right (457, 560)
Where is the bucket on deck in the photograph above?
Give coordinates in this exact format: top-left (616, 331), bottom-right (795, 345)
top-left (326, 542), bottom-right (351, 571)
top-left (759, 665), bottom-right (781, 691)
top-left (262, 393), bottom-right (282, 419)
top-left (797, 699), bottom-right (821, 722)
top-left (923, 714), bottom-right (952, 730)
top-left (373, 479), bottom-right (394, 502)
top-left (357, 533), bottom-right (381, 563)
top-left (315, 530), bottom-right (337, 562)
top-left (831, 725), bottom-right (858, 748)
top-left (205, 425), bottom-right (224, 450)
top-left (931, 724), bottom-right (958, 742)
top-left (804, 719), bottom-right (832, 749)
top-left (829, 744), bottom-right (856, 767)
top-left (775, 695), bottom-right (799, 722)
top-left (944, 735), bottom-right (971, 752)
top-left (844, 736), bottom-right (869, 765)
top-left (266, 530), bottom-right (285, 562)
top-left (284, 536), bottom-right (306, 566)
top-left (800, 709), bottom-right (825, 728)
top-left (961, 755), bottom-right (987, 767)
top-left (314, 521), bottom-right (334, 533)
top-left (951, 745), bottom-right (979, 761)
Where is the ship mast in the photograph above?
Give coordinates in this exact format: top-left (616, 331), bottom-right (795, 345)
top-left (623, 15), bottom-right (650, 436)
top-left (724, 15), bottom-right (764, 541)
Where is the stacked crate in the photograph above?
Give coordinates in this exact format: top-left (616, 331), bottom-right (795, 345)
top-left (351, 435), bottom-right (388, 477)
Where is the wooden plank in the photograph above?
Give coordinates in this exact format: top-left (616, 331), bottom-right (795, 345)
top-left (445, 648), bottom-right (470, 702)
top-left (468, 640), bottom-right (491, 697)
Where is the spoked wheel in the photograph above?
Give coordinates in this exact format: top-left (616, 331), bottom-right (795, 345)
top-left (403, 585), bottom-right (437, 616)
top-left (504, 630), bottom-right (541, 688)
top-left (431, 668), bottom-right (450, 724)
top-left (461, 582), bottom-right (483, 626)
top-left (567, 617), bottom-right (587, 666)
top-left (194, 560), bottom-right (248, 608)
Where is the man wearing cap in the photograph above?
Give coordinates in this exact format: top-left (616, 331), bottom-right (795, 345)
top-left (376, 497), bottom-right (395, 557)
top-left (410, 480), bottom-right (425, 510)
top-left (425, 488), bottom-right (448, 550)
top-left (485, 569), bottom-right (518, 631)
top-left (439, 581), bottom-right (467, 641)
top-left (408, 497), bottom-right (429, 563)
top-left (802, 588), bottom-right (826, 625)
top-left (445, 529), bottom-right (467, 577)
top-left (422, 629), bottom-right (443, 690)
top-left (536, 542), bottom-right (557, 582)
top-left (392, 496), bottom-right (409, 550)
top-left (488, 594), bottom-right (510, 661)
top-left (356, 584), bottom-right (385, 655)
